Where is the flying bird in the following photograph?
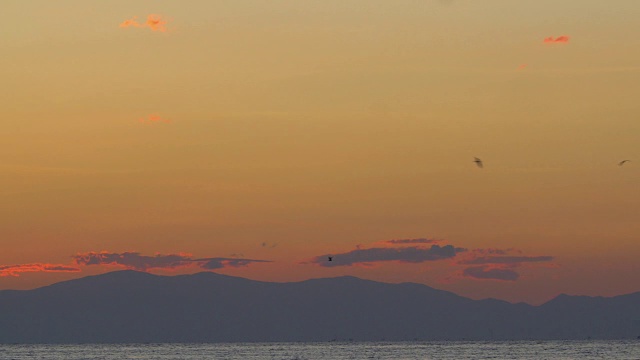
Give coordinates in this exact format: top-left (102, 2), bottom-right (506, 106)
top-left (328, 256), bottom-right (333, 262)
top-left (619, 160), bottom-right (631, 166)
top-left (473, 157), bottom-right (483, 168)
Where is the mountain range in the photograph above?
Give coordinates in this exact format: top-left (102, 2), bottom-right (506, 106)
top-left (0, 270), bottom-right (638, 343)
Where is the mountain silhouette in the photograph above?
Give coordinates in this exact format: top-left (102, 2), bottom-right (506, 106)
top-left (0, 270), bottom-right (638, 343)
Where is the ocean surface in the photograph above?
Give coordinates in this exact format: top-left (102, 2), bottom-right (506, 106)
top-left (0, 341), bottom-right (639, 359)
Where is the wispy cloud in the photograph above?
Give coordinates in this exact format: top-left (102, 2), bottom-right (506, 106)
top-left (120, 14), bottom-right (168, 32)
top-left (543, 36), bottom-right (570, 44)
top-left (463, 266), bottom-right (519, 281)
top-left (74, 252), bottom-right (271, 271)
top-left (470, 248), bottom-right (513, 256)
top-left (384, 238), bottom-right (438, 245)
top-left (139, 114), bottom-right (170, 124)
top-left (458, 249), bottom-right (554, 281)
top-left (0, 263), bottom-right (80, 277)
top-left (460, 255), bottom-right (554, 265)
top-left (199, 258), bottom-right (270, 270)
top-left (120, 17), bottom-right (142, 29)
top-left (145, 14), bottom-right (167, 32)
top-left (310, 244), bottom-right (466, 267)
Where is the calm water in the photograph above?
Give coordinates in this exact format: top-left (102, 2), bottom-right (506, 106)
top-left (0, 341), bottom-right (639, 359)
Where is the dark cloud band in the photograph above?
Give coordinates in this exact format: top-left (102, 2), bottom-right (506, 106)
top-left (74, 252), bottom-right (271, 271)
top-left (312, 245), bottom-right (466, 267)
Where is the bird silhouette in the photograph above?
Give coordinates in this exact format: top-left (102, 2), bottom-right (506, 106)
top-left (619, 160), bottom-right (630, 166)
top-left (473, 157), bottom-right (483, 168)
top-left (328, 256), bottom-right (333, 262)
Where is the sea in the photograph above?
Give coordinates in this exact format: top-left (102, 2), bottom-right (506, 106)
top-left (0, 341), bottom-right (639, 360)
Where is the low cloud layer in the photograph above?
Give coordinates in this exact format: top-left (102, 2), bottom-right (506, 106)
top-left (199, 258), bottom-right (272, 270)
top-left (120, 15), bottom-right (168, 32)
top-left (385, 238), bottom-right (438, 245)
top-left (74, 252), bottom-right (270, 271)
top-left (0, 263), bottom-right (80, 277)
top-left (463, 266), bottom-right (519, 281)
top-left (543, 36), bottom-right (570, 44)
top-left (312, 245), bottom-right (466, 267)
top-left (460, 255), bottom-right (554, 265)
top-left (459, 249), bottom-right (554, 281)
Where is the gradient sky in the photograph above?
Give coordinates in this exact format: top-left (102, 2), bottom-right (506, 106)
top-left (1, 0), bottom-right (640, 305)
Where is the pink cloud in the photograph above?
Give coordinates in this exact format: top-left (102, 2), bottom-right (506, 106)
top-left (139, 114), bottom-right (170, 124)
top-left (145, 14), bottom-right (167, 32)
top-left (460, 255), bottom-right (554, 265)
top-left (120, 16), bottom-right (143, 29)
top-left (458, 248), bottom-right (555, 281)
top-left (543, 36), bottom-right (570, 44)
top-left (120, 14), bottom-right (168, 32)
top-left (73, 251), bottom-right (271, 271)
top-left (384, 238), bottom-right (439, 245)
top-left (463, 265), bottom-right (519, 281)
top-left (0, 263), bottom-right (80, 277)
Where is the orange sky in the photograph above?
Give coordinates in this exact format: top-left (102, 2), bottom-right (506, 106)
top-left (1, 0), bottom-right (639, 305)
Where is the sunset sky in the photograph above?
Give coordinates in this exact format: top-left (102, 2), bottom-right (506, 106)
top-left (1, 0), bottom-right (639, 305)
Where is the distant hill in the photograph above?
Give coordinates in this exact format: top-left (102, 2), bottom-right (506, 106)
top-left (0, 270), bottom-right (638, 343)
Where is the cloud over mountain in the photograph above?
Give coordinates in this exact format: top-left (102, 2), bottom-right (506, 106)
top-left (458, 249), bottom-right (554, 281)
top-left (385, 238), bottom-right (438, 245)
top-left (460, 255), bottom-right (554, 265)
top-left (74, 252), bottom-right (271, 271)
top-left (463, 266), bottom-right (520, 281)
top-left (0, 263), bottom-right (80, 277)
top-left (311, 244), bottom-right (466, 267)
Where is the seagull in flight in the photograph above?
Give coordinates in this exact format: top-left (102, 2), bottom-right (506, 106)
top-left (473, 157), bottom-right (483, 168)
top-left (619, 160), bottom-right (631, 166)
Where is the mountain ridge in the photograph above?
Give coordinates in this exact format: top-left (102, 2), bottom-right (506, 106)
top-left (0, 270), bottom-right (638, 343)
